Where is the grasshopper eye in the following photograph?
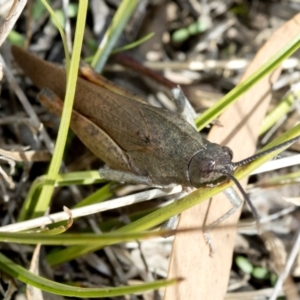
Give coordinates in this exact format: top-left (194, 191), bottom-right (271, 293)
top-left (207, 160), bottom-right (215, 171)
top-left (188, 143), bottom-right (234, 187)
top-left (222, 146), bottom-right (233, 160)
top-left (188, 152), bottom-right (219, 187)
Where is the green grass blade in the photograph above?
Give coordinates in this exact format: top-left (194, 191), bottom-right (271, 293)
top-left (112, 32), bottom-right (155, 54)
top-left (259, 92), bottom-right (296, 135)
top-left (0, 229), bottom-right (188, 245)
top-left (91, 0), bottom-right (139, 72)
top-left (0, 253), bottom-right (179, 297)
top-left (40, 0), bottom-right (70, 69)
top-left (195, 33), bottom-right (300, 131)
top-left (30, 1), bottom-right (88, 219)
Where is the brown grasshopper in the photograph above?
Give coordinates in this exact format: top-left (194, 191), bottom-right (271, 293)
top-left (11, 45), bottom-right (300, 222)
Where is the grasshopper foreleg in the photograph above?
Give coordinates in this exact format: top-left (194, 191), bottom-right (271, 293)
top-left (203, 188), bottom-right (243, 256)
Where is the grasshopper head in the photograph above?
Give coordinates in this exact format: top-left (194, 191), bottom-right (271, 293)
top-left (188, 142), bottom-right (234, 187)
top-left (187, 134), bottom-right (300, 224)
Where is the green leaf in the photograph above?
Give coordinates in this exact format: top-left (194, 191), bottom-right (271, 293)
top-left (236, 256), bottom-right (253, 274)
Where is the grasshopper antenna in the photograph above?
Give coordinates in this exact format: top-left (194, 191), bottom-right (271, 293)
top-left (222, 134), bottom-right (300, 223)
top-left (232, 135), bottom-right (300, 167)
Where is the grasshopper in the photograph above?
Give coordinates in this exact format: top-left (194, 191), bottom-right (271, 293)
top-left (11, 45), bottom-right (300, 223)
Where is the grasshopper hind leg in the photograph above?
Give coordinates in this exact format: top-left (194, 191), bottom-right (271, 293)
top-left (171, 86), bottom-right (198, 128)
top-left (99, 168), bottom-right (177, 188)
top-left (99, 168), bottom-right (153, 186)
